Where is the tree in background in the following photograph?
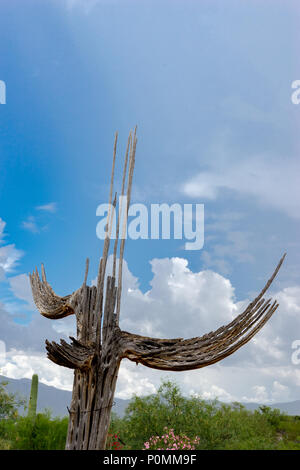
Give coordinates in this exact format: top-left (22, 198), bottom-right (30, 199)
top-left (0, 377), bottom-right (25, 449)
top-left (111, 380), bottom-right (286, 450)
top-left (0, 378), bottom-right (24, 420)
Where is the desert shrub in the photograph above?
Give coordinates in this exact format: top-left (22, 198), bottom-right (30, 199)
top-left (0, 437), bottom-right (11, 450)
top-left (0, 379), bottom-right (25, 420)
top-left (2, 378), bottom-right (299, 450)
top-left (257, 405), bottom-right (283, 427)
top-left (1, 412), bottom-right (68, 450)
top-left (116, 380), bottom-right (279, 450)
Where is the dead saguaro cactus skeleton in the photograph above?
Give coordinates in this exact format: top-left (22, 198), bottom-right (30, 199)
top-left (30, 129), bottom-right (286, 450)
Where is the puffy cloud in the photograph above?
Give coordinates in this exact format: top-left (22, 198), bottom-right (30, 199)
top-left (244, 285), bottom-right (300, 368)
top-left (0, 218), bottom-right (24, 277)
top-left (0, 218), bottom-right (6, 241)
top-left (1, 349), bottom-right (73, 391)
top-left (271, 381), bottom-right (290, 402)
top-left (0, 244), bottom-right (23, 274)
top-left (115, 362), bottom-right (297, 405)
top-left (241, 380), bottom-right (291, 404)
top-left (194, 384), bottom-right (235, 403)
top-left (182, 155), bottom-right (300, 219)
top-left (93, 256), bottom-right (300, 403)
top-left (119, 257), bottom-right (239, 339)
top-left (245, 385), bottom-right (269, 403)
top-left (1, 254), bottom-right (300, 404)
top-left (116, 361), bottom-right (157, 400)
top-left (276, 286), bottom-right (300, 315)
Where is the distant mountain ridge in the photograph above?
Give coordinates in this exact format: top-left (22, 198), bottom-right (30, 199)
top-left (0, 375), bottom-right (130, 418)
top-left (1, 375), bottom-right (300, 417)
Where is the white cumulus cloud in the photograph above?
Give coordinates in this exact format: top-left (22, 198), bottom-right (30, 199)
top-left (1, 254), bottom-right (300, 404)
top-left (182, 155), bottom-right (300, 219)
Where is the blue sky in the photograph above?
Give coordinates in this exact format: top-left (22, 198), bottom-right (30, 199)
top-left (0, 0), bottom-right (300, 403)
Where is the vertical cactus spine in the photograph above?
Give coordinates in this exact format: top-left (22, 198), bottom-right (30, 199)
top-left (27, 374), bottom-right (38, 418)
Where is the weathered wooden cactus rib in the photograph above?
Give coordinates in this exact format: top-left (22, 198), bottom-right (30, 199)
top-left (30, 130), bottom-right (285, 450)
top-left (29, 268), bottom-right (75, 319)
top-left (45, 338), bottom-right (95, 369)
top-left (121, 301), bottom-right (279, 371)
top-left (118, 255), bottom-right (285, 371)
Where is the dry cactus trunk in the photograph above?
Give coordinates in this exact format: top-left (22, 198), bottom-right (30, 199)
top-left (30, 129), bottom-right (286, 449)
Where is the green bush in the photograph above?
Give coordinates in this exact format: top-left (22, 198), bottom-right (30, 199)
top-left (108, 380), bottom-right (286, 450)
top-left (0, 437), bottom-right (11, 450)
top-left (0, 379), bottom-right (25, 420)
top-left (0, 412), bottom-right (68, 450)
top-left (1, 378), bottom-right (300, 450)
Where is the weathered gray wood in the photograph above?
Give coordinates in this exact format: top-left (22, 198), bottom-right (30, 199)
top-left (116, 129), bottom-right (136, 323)
top-left (113, 131), bottom-right (131, 280)
top-left (30, 131), bottom-right (286, 450)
